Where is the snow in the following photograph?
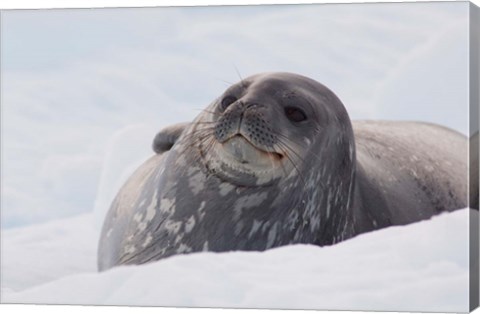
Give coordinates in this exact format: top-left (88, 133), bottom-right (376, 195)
top-left (1, 214), bottom-right (98, 293)
top-left (1, 208), bottom-right (472, 312)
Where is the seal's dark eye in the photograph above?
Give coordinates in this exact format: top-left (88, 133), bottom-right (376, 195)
top-left (221, 95), bottom-right (237, 110)
top-left (284, 106), bottom-right (307, 123)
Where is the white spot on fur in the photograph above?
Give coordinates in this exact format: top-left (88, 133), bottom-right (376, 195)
top-left (287, 169), bottom-right (297, 180)
top-left (233, 192), bottom-right (268, 220)
top-left (137, 222), bottom-right (147, 232)
top-left (133, 212), bottom-right (143, 223)
top-left (255, 174), bottom-right (270, 185)
top-left (177, 243), bottom-right (192, 254)
top-left (173, 142), bottom-right (184, 153)
top-left (219, 182), bottom-right (234, 196)
top-left (106, 228), bottom-right (113, 238)
top-left (185, 216), bottom-right (196, 233)
top-left (286, 211), bottom-right (298, 231)
top-left (142, 233), bottom-right (153, 248)
top-left (144, 191), bottom-right (158, 222)
top-left (160, 198), bottom-right (176, 215)
top-left (198, 201), bottom-right (207, 220)
top-left (189, 171), bottom-right (206, 195)
top-left (124, 244), bottom-right (136, 255)
top-left (165, 220), bottom-right (182, 234)
top-left (202, 241), bottom-right (209, 251)
top-left (248, 220), bottom-right (262, 238)
top-left (261, 221), bottom-right (271, 233)
top-left (156, 166), bottom-right (166, 179)
top-left (326, 189), bottom-right (334, 219)
top-left (174, 234), bottom-right (184, 245)
top-left (266, 222), bottom-right (278, 248)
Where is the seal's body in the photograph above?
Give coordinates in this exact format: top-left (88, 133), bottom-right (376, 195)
top-left (351, 121), bottom-right (466, 235)
top-left (98, 73), bottom-right (468, 271)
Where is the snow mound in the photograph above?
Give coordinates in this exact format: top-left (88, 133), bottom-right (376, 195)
top-left (1, 214), bottom-right (97, 292)
top-left (1, 209), bottom-right (472, 312)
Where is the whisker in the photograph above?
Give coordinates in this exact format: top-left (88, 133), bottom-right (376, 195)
top-left (275, 138), bottom-right (307, 164)
top-left (271, 129), bottom-right (308, 150)
top-left (193, 108), bottom-right (218, 115)
top-left (192, 121), bottom-right (216, 125)
top-left (265, 150), bottom-right (277, 175)
top-left (276, 138), bottom-right (329, 191)
top-left (276, 138), bottom-right (327, 190)
top-left (173, 133), bottom-right (212, 158)
top-left (233, 64), bottom-right (247, 89)
top-left (272, 144), bottom-right (288, 177)
top-left (215, 77), bottom-right (235, 86)
top-left (275, 141), bottom-right (307, 187)
top-left (272, 130), bottom-right (326, 165)
top-left (188, 126), bottom-right (216, 134)
top-left (202, 138), bottom-right (217, 159)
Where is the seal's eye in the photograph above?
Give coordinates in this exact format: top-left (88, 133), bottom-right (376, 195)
top-left (221, 95), bottom-right (237, 110)
top-left (284, 106), bottom-right (307, 123)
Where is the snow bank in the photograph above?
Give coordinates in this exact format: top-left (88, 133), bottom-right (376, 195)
top-left (1, 214), bottom-right (97, 292)
top-left (1, 209), bottom-right (472, 312)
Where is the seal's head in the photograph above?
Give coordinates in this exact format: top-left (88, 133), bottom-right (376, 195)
top-left (190, 72), bottom-right (354, 188)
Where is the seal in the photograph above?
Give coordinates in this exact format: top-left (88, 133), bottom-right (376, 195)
top-left (98, 72), bottom-right (469, 271)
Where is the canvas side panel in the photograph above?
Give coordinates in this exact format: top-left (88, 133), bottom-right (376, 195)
top-left (470, 2), bottom-right (480, 312)
top-left (0, 9), bottom-right (4, 302)
top-left (470, 1), bottom-right (480, 212)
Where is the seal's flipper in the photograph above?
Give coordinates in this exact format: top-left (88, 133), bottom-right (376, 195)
top-left (152, 122), bottom-right (190, 154)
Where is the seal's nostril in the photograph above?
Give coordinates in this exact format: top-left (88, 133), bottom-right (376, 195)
top-left (245, 102), bottom-right (259, 110)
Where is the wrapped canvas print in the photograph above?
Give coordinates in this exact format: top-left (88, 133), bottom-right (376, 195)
top-left (1, 1), bottom-right (479, 312)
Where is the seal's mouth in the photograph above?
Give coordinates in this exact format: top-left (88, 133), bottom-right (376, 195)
top-left (200, 133), bottom-right (288, 187)
top-left (222, 135), bottom-right (283, 166)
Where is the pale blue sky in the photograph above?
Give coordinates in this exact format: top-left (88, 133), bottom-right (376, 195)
top-left (1, 2), bottom-right (470, 228)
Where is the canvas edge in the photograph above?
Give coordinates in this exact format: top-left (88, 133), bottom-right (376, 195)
top-left (469, 1), bottom-right (480, 312)
top-left (0, 2), bottom-right (477, 313)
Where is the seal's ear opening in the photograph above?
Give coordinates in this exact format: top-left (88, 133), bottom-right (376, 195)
top-left (152, 122), bottom-right (190, 154)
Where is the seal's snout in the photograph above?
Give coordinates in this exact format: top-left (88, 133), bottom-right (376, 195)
top-left (215, 100), bottom-right (279, 154)
top-left (206, 97), bottom-right (289, 185)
